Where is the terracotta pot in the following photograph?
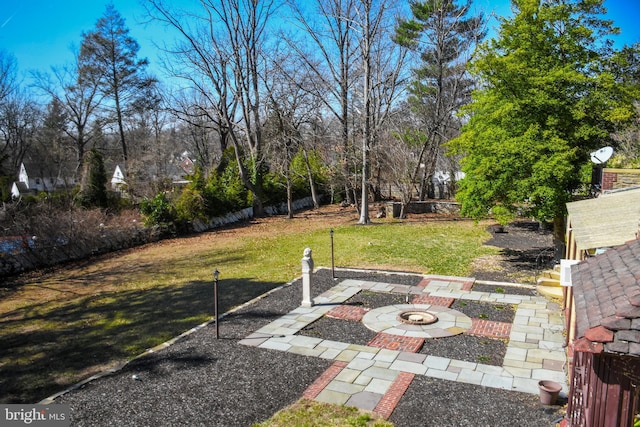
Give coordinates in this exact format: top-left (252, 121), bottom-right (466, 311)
top-left (538, 380), bottom-right (562, 405)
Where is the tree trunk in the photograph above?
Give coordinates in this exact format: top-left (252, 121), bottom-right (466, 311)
top-left (302, 148), bottom-right (320, 209)
top-left (358, 1), bottom-right (371, 225)
top-left (286, 174), bottom-right (294, 219)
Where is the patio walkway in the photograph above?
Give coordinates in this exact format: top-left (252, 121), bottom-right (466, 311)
top-left (239, 275), bottom-right (567, 419)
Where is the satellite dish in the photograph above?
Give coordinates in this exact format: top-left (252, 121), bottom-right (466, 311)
top-left (590, 146), bottom-right (613, 164)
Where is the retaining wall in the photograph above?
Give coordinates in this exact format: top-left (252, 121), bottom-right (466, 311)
top-left (386, 201), bottom-right (461, 218)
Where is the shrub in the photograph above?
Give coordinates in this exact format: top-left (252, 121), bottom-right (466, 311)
top-left (206, 165), bottom-right (250, 215)
top-left (174, 187), bottom-right (207, 222)
top-left (140, 192), bottom-right (177, 227)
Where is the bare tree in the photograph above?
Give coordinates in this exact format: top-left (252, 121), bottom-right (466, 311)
top-left (264, 50), bottom-right (324, 217)
top-left (352, 0), bottom-right (408, 224)
top-left (33, 98), bottom-right (70, 170)
top-left (125, 82), bottom-right (172, 188)
top-left (285, 0), bottom-right (359, 205)
top-left (383, 115), bottom-right (425, 218)
top-left (0, 90), bottom-right (41, 176)
top-left (145, 0), bottom-right (276, 217)
top-left (169, 89), bottom-right (231, 174)
top-left (0, 50), bottom-right (18, 105)
top-left (285, 0), bottom-right (407, 221)
top-left (32, 57), bottom-right (104, 171)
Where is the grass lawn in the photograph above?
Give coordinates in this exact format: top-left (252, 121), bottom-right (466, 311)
top-left (255, 399), bottom-right (393, 427)
top-left (0, 205), bottom-right (497, 404)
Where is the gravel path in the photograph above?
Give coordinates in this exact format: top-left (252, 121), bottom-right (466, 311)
top-left (417, 333), bottom-right (507, 366)
top-left (55, 268), bottom-right (564, 426)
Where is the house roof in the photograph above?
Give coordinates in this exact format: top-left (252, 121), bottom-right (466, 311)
top-left (21, 161), bottom-right (79, 180)
top-left (566, 187), bottom-right (640, 252)
top-left (571, 238), bottom-right (640, 356)
top-left (13, 182), bottom-right (29, 192)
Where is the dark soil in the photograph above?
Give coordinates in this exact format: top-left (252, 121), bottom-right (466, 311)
top-left (473, 220), bottom-right (555, 284)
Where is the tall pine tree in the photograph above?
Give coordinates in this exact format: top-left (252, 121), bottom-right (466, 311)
top-left (79, 3), bottom-right (154, 176)
top-left (395, 0), bottom-right (486, 200)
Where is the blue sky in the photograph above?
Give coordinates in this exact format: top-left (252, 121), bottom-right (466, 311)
top-left (1, 0), bottom-right (639, 82)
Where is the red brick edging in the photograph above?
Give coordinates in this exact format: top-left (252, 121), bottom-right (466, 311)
top-left (411, 294), bottom-right (455, 307)
top-left (326, 305), bottom-right (369, 321)
top-left (373, 372), bottom-right (415, 419)
top-left (467, 318), bottom-right (512, 339)
top-left (302, 361), bottom-right (347, 399)
top-left (368, 332), bottom-right (425, 353)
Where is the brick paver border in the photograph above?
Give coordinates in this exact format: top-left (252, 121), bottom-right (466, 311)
top-left (368, 332), bottom-right (425, 353)
top-left (326, 305), bottom-right (369, 321)
top-left (302, 361), bottom-right (347, 400)
top-left (466, 318), bottom-right (512, 339)
top-left (411, 294), bottom-right (455, 307)
top-left (373, 372), bottom-right (415, 419)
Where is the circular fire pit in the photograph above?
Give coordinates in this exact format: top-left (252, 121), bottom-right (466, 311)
top-left (398, 310), bottom-right (438, 325)
top-left (362, 304), bottom-right (472, 339)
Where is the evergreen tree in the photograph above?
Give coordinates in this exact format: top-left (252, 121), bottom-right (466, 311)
top-left (79, 148), bottom-right (108, 208)
top-left (395, 0), bottom-right (486, 199)
top-left (79, 3), bottom-right (155, 176)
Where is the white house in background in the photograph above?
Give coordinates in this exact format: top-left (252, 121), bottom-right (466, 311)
top-left (431, 170), bottom-right (466, 185)
top-left (430, 170), bottom-right (465, 199)
top-left (11, 162), bottom-right (78, 199)
top-left (111, 165), bottom-right (126, 192)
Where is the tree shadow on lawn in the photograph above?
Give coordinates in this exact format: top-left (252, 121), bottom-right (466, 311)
top-left (0, 277), bottom-right (281, 404)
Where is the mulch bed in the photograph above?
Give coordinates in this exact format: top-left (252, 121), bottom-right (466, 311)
top-left (472, 220), bottom-right (555, 284)
top-left (346, 290), bottom-right (409, 307)
top-left (298, 316), bottom-right (378, 345)
top-left (389, 375), bottom-right (565, 427)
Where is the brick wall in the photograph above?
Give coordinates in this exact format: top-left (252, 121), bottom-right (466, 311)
top-left (602, 168), bottom-right (640, 190)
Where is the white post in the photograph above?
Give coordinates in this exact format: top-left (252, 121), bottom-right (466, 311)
top-left (301, 247), bottom-right (314, 307)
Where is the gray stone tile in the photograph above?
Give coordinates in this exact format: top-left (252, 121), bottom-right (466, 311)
top-left (346, 391), bottom-right (383, 411)
top-left (325, 380), bottom-right (365, 395)
top-left (315, 389), bottom-right (350, 405)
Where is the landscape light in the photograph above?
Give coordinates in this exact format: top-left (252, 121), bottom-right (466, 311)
top-left (213, 269), bottom-right (220, 339)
